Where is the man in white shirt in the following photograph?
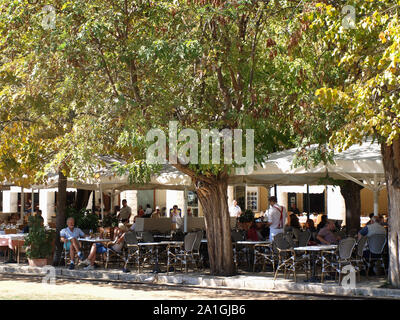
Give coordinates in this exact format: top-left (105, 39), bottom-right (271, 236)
top-left (60, 217), bottom-right (86, 270)
top-left (117, 199), bottom-right (132, 223)
top-left (229, 200), bottom-right (242, 217)
top-left (266, 196), bottom-right (287, 241)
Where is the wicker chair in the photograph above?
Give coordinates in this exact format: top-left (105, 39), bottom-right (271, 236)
top-left (321, 237), bottom-right (356, 283)
top-left (352, 236), bottom-right (368, 281)
top-left (123, 231), bottom-right (141, 272)
top-left (167, 232), bottom-right (197, 274)
top-left (366, 234), bottom-right (387, 276)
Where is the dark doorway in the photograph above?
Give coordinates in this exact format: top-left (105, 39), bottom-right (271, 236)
top-left (303, 192), bottom-right (325, 213)
top-left (234, 186), bottom-right (246, 211)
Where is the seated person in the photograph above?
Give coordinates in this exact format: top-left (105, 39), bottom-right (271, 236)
top-left (60, 217), bottom-right (86, 270)
top-left (246, 222), bottom-right (259, 241)
top-left (82, 223), bottom-right (129, 270)
top-left (35, 209), bottom-right (44, 224)
top-left (151, 206), bottom-right (161, 218)
top-left (317, 220), bottom-right (341, 245)
top-left (144, 204), bottom-right (153, 217)
top-left (305, 218), bottom-right (317, 243)
top-left (316, 214), bottom-right (328, 233)
top-left (358, 216), bottom-right (386, 240)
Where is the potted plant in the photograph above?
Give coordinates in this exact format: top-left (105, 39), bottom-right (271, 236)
top-left (238, 209), bottom-right (255, 231)
top-left (24, 216), bottom-right (56, 267)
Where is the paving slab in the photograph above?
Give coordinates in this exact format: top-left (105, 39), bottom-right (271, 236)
top-left (1, 263), bottom-right (399, 299)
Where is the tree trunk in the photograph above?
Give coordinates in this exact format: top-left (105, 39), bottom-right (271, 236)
top-left (382, 138), bottom-right (400, 288)
top-left (52, 170), bottom-right (67, 266)
top-left (196, 178), bottom-right (235, 276)
top-left (340, 180), bottom-right (363, 234)
top-left (74, 189), bottom-right (90, 210)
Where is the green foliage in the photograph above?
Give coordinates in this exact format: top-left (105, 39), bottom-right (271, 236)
top-left (101, 213), bottom-right (118, 228)
top-left (24, 216), bottom-right (56, 259)
top-left (306, 0), bottom-right (400, 150)
top-left (65, 207), bottom-right (98, 231)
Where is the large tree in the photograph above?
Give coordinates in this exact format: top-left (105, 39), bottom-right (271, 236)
top-left (1, 0), bottom-right (313, 275)
top-left (305, 0), bottom-right (400, 287)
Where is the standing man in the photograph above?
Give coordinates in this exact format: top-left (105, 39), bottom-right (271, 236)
top-left (229, 200), bottom-right (242, 218)
top-left (117, 199), bottom-right (132, 223)
top-left (266, 196), bottom-right (287, 241)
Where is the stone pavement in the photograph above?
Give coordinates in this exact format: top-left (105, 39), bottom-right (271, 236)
top-left (0, 263), bottom-right (399, 299)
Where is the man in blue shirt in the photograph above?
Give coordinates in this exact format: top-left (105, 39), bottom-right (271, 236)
top-left (60, 217), bottom-right (86, 270)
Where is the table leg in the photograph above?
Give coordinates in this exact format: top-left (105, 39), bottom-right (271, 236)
top-left (153, 247), bottom-right (161, 274)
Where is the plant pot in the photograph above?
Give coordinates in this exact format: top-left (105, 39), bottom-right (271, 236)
top-left (28, 258), bottom-right (48, 267)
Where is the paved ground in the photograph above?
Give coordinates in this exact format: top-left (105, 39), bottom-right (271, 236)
top-left (0, 274), bottom-right (352, 300)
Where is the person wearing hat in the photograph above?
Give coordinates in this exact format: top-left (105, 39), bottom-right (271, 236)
top-left (81, 223), bottom-right (129, 270)
top-left (152, 206), bottom-right (161, 218)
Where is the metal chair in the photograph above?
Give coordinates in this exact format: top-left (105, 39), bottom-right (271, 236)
top-left (167, 232), bottom-right (197, 274)
top-left (366, 234), bottom-right (387, 276)
top-left (298, 230), bottom-right (311, 247)
top-left (191, 230), bottom-right (203, 269)
top-left (232, 230), bottom-right (247, 270)
top-left (273, 234), bottom-right (296, 280)
top-left (105, 241), bottom-right (126, 269)
top-left (321, 237), bottom-right (356, 283)
top-left (253, 242), bottom-right (275, 272)
top-left (123, 231), bottom-right (141, 272)
top-left (352, 236), bottom-right (368, 281)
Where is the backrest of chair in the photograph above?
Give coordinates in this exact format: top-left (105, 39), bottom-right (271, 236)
top-left (273, 233), bottom-right (291, 250)
top-left (298, 230), bottom-right (311, 247)
top-left (192, 230), bottom-right (203, 251)
top-left (338, 237), bottom-right (356, 260)
top-left (142, 231), bottom-right (154, 243)
top-left (292, 228), bottom-right (301, 241)
top-left (124, 231), bottom-right (138, 245)
top-left (368, 234), bottom-right (387, 254)
top-left (231, 231), bottom-right (244, 242)
top-left (184, 232), bottom-right (197, 252)
top-left (357, 236), bottom-right (368, 257)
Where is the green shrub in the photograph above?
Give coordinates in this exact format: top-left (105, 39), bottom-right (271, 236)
top-left (24, 216), bottom-right (56, 259)
top-left (65, 207), bottom-right (98, 231)
top-left (101, 213), bottom-right (118, 228)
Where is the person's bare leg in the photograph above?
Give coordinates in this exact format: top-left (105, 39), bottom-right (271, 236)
top-left (88, 244), bottom-right (97, 265)
top-left (70, 245), bottom-right (75, 264)
top-left (70, 238), bottom-right (81, 252)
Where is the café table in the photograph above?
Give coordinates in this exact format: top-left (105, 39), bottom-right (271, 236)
top-left (293, 244), bottom-right (338, 282)
top-left (77, 237), bottom-right (111, 257)
top-left (235, 241), bottom-right (271, 271)
top-left (0, 233), bottom-right (26, 263)
top-left (137, 242), bottom-right (165, 273)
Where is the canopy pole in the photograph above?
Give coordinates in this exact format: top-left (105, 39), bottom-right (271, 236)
top-left (31, 188), bottom-right (34, 214)
top-left (373, 189), bottom-right (379, 216)
top-left (183, 187), bottom-right (188, 233)
top-left (20, 187), bottom-right (25, 224)
top-left (110, 190), bottom-right (114, 214)
top-left (99, 184), bottom-right (104, 221)
top-left (274, 184), bottom-right (278, 201)
top-left (307, 184), bottom-right (310, 219)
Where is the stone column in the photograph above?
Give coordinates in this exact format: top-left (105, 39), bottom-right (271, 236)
top-left (39, 190), bottom-right (55, 226)
top-left (2, 191), bottom-right (18, 213)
